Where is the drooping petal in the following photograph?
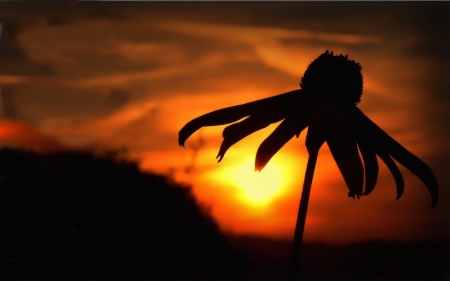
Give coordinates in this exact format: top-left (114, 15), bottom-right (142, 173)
top-left (354, 109), bottom-right (403, 199)
top-left (377, 152), bottom-right (405, 200)
top-left (309, 102), bottom-right (363, 198)
top-left (328, 136), bottom-right (364, 199)
top-left (178, 90), bottom-right (303, 146)
top-left (357, 139), bottom-right (379, 196)
top-left (216, 115), bottom-right (277, 162)
top-left (255, 116), bottom-right (308, 171)
top-left (354, 107), bottom-right (438, 207)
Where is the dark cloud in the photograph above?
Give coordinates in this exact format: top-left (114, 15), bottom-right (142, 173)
top-left (147, 60), bottom-right (295, 99)
top-left (0, 87), bottom-right (17, 119)
top-left (0, 2), bottom-right (447, 126)
top-left (104, 89), bottom-right (129, 111)
top-left (0, 2), bottom-right (444, 33)
top-left (2, 2), bottom-right (448, 76)
top-left (9, 84), bottom-right (121, 122)
top-left (0, 22), bottom-right (54, 76)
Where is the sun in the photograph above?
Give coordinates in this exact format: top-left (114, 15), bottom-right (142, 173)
top-left (200, 149), bottom-right (300, 209)
top-left (231, 158), bottom-right (284, 206)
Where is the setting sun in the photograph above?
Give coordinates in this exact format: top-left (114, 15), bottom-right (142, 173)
top-left (232, 158), bottom-right (283, 206)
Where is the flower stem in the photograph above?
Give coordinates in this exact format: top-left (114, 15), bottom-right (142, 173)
top-left (288, 150), bottom-right (319, 281)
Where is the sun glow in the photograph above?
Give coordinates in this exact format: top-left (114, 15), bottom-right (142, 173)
top-left (231, 158), bottom-right (284, 206)
top-left (201, 148), bottom-right (301, 211)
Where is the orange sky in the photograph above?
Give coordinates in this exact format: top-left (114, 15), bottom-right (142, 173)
top-left (0, 2), bottom-right (449, 244)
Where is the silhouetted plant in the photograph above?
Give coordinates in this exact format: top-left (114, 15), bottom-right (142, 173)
top-left (179, 50), bottom-right (439, 280)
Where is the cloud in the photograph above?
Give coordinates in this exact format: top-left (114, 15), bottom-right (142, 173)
top-left (40, 98), bottom-right (156, 146)
top-left (157, 21), bottom-right (381, 77)
top-left (0, 22), bottom-right (54, 76)
top-left (0, 74), bottom-right (30, 84)
top-left (0, 87), bottom-right (17, 119)
top-left (103, 89), bottom-right (130, 111)
top-left (0, 119), bottom-right (66, 153)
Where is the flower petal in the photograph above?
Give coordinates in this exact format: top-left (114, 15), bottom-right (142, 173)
top-left (354, 108), bottom-right (438, 207)
top-left (216, 115), bottom-right (278, 162)
top-left (377, 152), bottom-right (405, 200)
top-left (328, 135), bottom-right (364, 199)
top-left (357, 139), bottom-right (379, 196)
top-left (178, 90), bottom-right (302, 146)
top-left (310, 103), bottom-right (363, 198)
top-left (255, 116), bottom-right (308, 171)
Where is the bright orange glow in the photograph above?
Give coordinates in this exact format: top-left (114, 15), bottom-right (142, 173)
top-left (230, 158), bottom-right (283, 206)
top-left (0, 120), bottom-right (66, 153)
top-left (202, 156), bottom-right (287, 208)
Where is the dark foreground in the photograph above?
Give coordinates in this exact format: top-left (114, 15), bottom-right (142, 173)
top-left (231, 236), bottom-right (449, 281)
top-left (0, 148), bottom-right (448, 280)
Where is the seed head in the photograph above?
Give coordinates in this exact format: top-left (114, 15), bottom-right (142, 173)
top-left (300, 50), bottom-right (363, 104)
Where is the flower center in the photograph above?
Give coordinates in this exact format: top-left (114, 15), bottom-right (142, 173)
top-left (300, 50), bottom-right (363, 105)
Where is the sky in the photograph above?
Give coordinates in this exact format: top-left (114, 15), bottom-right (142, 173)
top-left (0, 1), bottom-right (449, 244)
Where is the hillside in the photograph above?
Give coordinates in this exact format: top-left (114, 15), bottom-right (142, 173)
top-left (0, 148), bottom-right (245, 280)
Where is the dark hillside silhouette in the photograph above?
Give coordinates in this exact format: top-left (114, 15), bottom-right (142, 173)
top-left (0, 148), bottom-right (245, 281)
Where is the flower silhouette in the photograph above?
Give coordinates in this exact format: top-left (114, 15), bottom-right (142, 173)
top-left (179, 50), bottom-right (439, 207)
